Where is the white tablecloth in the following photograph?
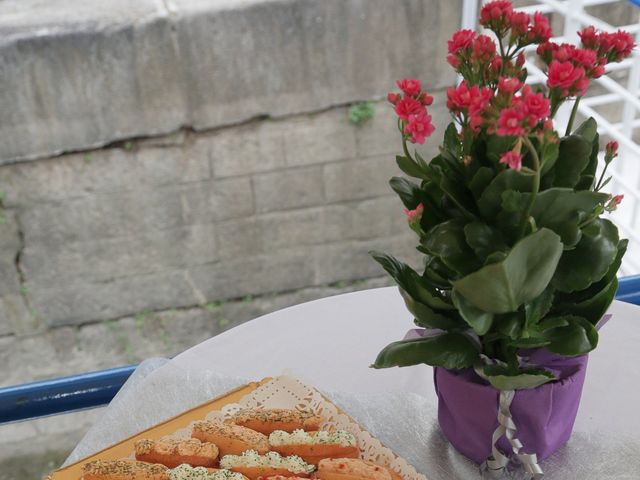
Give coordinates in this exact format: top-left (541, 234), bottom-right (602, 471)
top-left (67, 287), bottom-right (640, 479)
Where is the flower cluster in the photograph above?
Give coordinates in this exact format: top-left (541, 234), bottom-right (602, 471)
top-left (387, 0), bottom-right (634, 175)
top-left (537, 27), bottom-right (635, 99)
top-left (388, 79), bottom-right (435, 144)
top-left (480, 1), bottom-right (553, 47)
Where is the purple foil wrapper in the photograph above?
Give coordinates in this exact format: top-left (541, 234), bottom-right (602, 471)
top-left (406, 315), bottom-right (611, 464)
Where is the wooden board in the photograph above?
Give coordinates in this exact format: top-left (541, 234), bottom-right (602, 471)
top-left (49, 378), bottom-right (271, 480)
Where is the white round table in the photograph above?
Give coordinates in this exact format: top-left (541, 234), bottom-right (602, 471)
top-left (70, 287), bottom-right (640, 479)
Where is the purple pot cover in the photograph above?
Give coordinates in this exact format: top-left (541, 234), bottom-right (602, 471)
top-left (433, 350), bottom-right (588, 464)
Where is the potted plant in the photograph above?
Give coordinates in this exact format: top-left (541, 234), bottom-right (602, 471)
top-left (370, 0), bottom-right (634, 474)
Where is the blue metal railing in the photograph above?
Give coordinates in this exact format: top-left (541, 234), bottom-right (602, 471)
top-left (0, 364), bottom-right (137, 424)
top-left (1, 276), bottom-right (639, 424)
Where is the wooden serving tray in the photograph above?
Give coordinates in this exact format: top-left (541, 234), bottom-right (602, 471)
top-left (49, 379), bottom-right (270, 480)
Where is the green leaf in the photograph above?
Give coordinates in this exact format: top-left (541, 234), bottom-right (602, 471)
top-left (495, 312), bottom-right (522, 338)
top-left (573, 117), bottom-right (598, 142)
top-left (544, 315), bottom-right (598, 356)
top-left (463, 221), bottom-right (508, 260)
top-left (372, 333), bottom-right (479, 369)
top-left (486, 134), bottom-right (516, 163)
top-left (396, 155), bottom-right (430, 180)
top-left (529, 189), bottom-right (609, 246)
top-left (508, 337), bottom-right (551, 348)
top-left (525, 286), bottom-right (555, 327)
top-left (452, 228), bottom-right (563, 313)
top-left (538, 316), bottom-right (570, 330)
top-left (468, 167), bottom-right (495, 200)
top-left (552, 218), bottom-right (619, 292)
top-left (552, 135), bottom-right (592, 188)
top-left (438, 175), bottom-right (478, 219)
top-left (399, 288), bottom-right (462, 330)
top-left (540, 141), bottom-right (560, 174)
top-left (501, 190), bottom-right (527, 213)
top-left (444, 123), bottom-right (463, 157)
top-left (481, 364), bottom-right (555, 390)
top-left (451, 290), bottom-right (494, 335)
top-left (389, 177), bottom-right (422, 209)
top-left (478, 169), bottom-right (533, 219)
top-left (575, 132), bottom-right (600, 190)
top-left (423, 219), bottom-right (480, 275)
top-left (370, 251), bottom-right (454, 310)
top-left (555, 277), bottom-right (618, 325)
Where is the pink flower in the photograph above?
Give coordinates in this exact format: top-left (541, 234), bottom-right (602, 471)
top-left (607, 194), bottom-right (624, 211)
top-left (404, 203), bottom-right (424, 224)
top-left (498, 76), bottom-right (523, 93)
top-left (447, 81), bottom-right (473, 112)
top-left (579, 26), bottom-right (599, 49)
top-left (536, 42), bottom-right (555, 63)
top-left (469, 87), bottom-right (493, 131)
top-left (397, 78), bottom-right (422, 96)
top-left (605, 140), bottom-right (619, 162)
top-left (572, 48), bottom-right (598, 69)
top-left (522, 88), bottom-right (550, 122)
top-left (605, 30), bottom-right (636, 61)
top-left (547, 60), bottom-right (586, 95)
top-left (395, 96), bottom-right (424, 120)
top-left (447, 54), bottom-right (461, 68)
top-left (497, 107), bottom-right (526, 136)
top-left (387, 92), bottom-right (401, 105)
top-left (529, 12), bottom-right (552, 43)
top-left (489, 56), bottom-right (503, 72)
top-left (404, 112), bottom-right (435, 144)
top-left (510, 11), bottom-right (529, 35)
top-left (480, 0), bottom-right (513, 29)
top-left (552, 44), bottom-right (576, 62)
top-left (448, 29), bottom-right (476, 54)
top-left (500, 150), bottom-right (523, 170)
top-left (418, 92), bottom-right (434, 106)
top-left (472, 35), bottom-right (497, 62)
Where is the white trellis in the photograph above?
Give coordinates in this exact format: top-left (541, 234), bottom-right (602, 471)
top-left (462, 0), bottom-right (640, 275)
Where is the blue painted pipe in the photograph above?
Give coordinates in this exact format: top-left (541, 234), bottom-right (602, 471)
top-left (617, 274), bottom-right (640, 306)
top-left (0, 364), bottom-right (136, 424)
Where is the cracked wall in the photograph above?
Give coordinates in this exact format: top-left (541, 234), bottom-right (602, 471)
top-left (0, 100), bottom-right (449, 385)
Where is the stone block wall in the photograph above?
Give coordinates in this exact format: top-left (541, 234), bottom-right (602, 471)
top-left (0, 98), bottom-right (449, 349)
top-left (0, 0), bottom-right (461, 395)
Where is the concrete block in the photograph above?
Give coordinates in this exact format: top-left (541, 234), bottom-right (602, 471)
top-left (0, 0), bottom-right (187, 162)
top-left (23, 223), bottom-right (218, 285)
top-left (189, 248), bottom-right (316, 301)
top-left (0, 146), bottom-right (210, 206)
top-left (252, 166), bottom-right (324, 213)
top-left (171, 0), bottom-right (458, 134)
top-left (323, 155), bottom-right (398, 203)
top-left (20, 177), bottom-right (252, 244)
top-left (29, 269), bottom-right (203, 327)
top-left (283, 108), bottom-right (357, 166)
top-left (208, 121), bottom-right (287, 178)
top-left (313, 233), bottom-right (420, 285)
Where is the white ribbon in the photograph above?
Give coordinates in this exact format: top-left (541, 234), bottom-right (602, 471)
top-left (476, 357), bottom-right (544, 479)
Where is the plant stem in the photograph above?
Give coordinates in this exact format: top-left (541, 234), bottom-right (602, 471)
top-left (518, 136), bottom-right (541, 239)
top-left (402, 137), bottom-right (414, 163)
top-left (565, 97), bottom-right (581, 136)
top-left (595, 163), bottom-right (610, 191)
top-left (398, 118), bottom-right (415, 163)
